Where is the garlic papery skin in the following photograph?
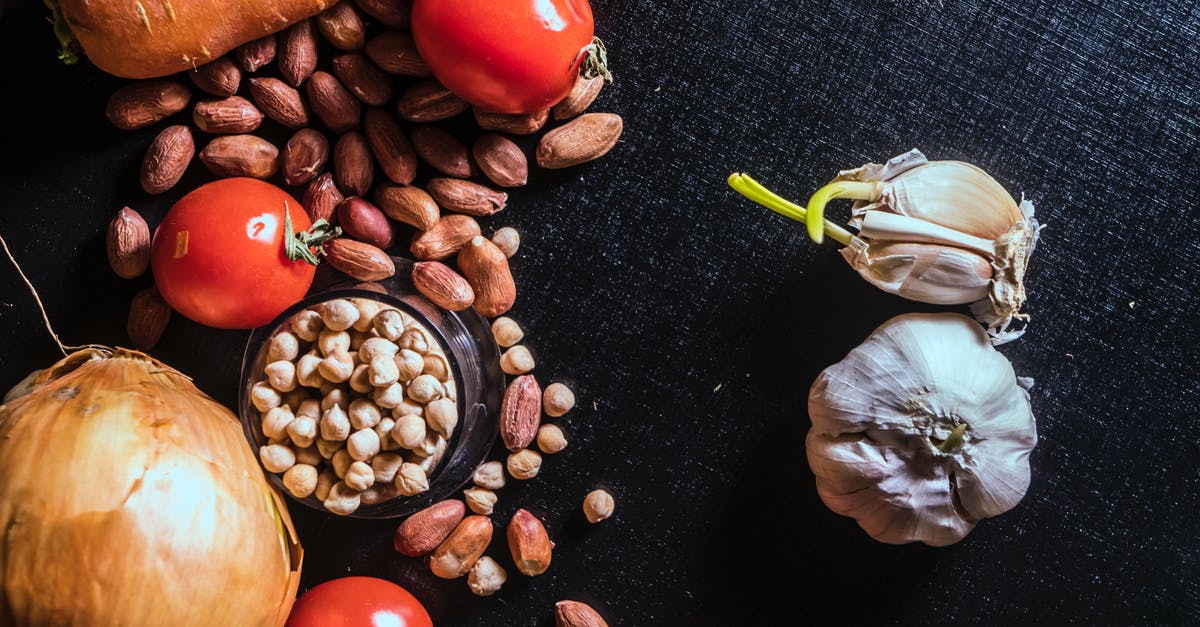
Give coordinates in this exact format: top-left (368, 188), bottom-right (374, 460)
top-left (806, 313), bottom-right (1037, 547)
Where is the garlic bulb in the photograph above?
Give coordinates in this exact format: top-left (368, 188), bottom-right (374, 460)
top-left (729, 150), bottom-right (1041, 343)
top-left (806, 313), bottom-right (1037, 547)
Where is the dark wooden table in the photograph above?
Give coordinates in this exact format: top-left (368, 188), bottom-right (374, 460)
top-left (1, 0), bottom-right (1197, 624)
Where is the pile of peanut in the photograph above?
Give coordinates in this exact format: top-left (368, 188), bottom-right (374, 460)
top-left (248, 296), bottom-right (457, 515)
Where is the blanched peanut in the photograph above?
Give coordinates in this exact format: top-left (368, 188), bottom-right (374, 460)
top-left (291, 310), bottom-right (323, 342)
top-left (262, 405), bottom-right (296, 440)
top-left (322, 387), bottom-right (349, 411)
top-left (506, 449), bottom-right (541, 480)
top-left (320, 404), bottom-right (351, 441)
top-left (373, 382), bottom-right (405, 408)
top-left (348, 398), bottom-right (382, 429)
top-left (398, 327), bottom-right (429, 354)
top-left (320, 299), bottom-right (359, 331)
top-left (392, 414), bottom-right (426, 449)
top-left (318, 348), bottom-right (354, 382)
top-left (351, 298), bottom-right (381, 332)
top-left (294, 445), bottom-right (322, 466)
top-left (395, 349), bottom-right (424, 381)
top-left (463, 487), bottom-right (497, 515)
top-left (318, 329), bottom-right (351, 356)
top-left (425, 398), bottom-right (457, 437)
top-left (373, 308), bottom-right (405, 340)
top-left (422, 353), bottom-right (450, 381)
top-left (370, 355), bottom-right (400, 386)
top-left (296, 352), bottom-right (324, 388)
top-left (268, 331), bottom-right (300, 362)
top-left (347, 427), bottom-right (381, 461)
top-left (360, 337), bottom-right (399, 362)
top-left (490, 317), bottom-right (523, 347)
top-left (371, 452), bottom-right (404, 483)
top-left (250, 381), bottom-right (282, 412)
top-left (315, 469), bottom-right (336, 501)
top-left (265, 360), bottom-right (297, 392)
top-left (345, 460), bottom-right (375, 491)
top-left (472, 461), bottom-right (506, 490)
top-left (349, 363), bottom-right (373, 393)
top-left (323, 481), bottom-right (361, 515)
top-left (283, 463), bottom-right (318, 498)
top-left (500, 345), bottom-right (535, 375)
top-left (542, 382), bottom-right (575, 417)
top-left (332, 449), bottom-right (353, 478)
top-left (536, 423), bottom-right (568, 454)
top-left (394, 463), bottom-right (429, 496)
top-left (407, 374), bottom-right (443, 403)
top-left (260, 444), bottom-right (297, 473)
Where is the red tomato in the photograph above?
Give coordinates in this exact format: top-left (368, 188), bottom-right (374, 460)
top-left (151, 178), bottom-right (315, 330)
top-left (285, 577), bottom-right (433, 627)
top-left (411, 0), bottom-right (596, 114)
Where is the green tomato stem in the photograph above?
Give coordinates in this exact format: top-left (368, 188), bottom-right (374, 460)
top-left (284, 204), bottom-right (341, 266)
top-left (726, 173), bottom-right (855, 246)
top-left (804, 180), bottom-right (880, 244)
top-left (576, 37), bottom-right (613, 84)
top-left (937, 423), bottom-right (969, 453)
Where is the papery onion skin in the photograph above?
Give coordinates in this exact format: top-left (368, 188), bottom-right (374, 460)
top-left (0, 348), bottom-right (302, 627)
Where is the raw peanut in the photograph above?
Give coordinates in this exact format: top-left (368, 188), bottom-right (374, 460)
top-left (107, 207), bottom-right (150, 279)
top-left (394, 499), bottom-right (465, 556)
top-left (365, 31), bottom-right (430, 77)
top-left (325, 238), bottom-right (395, 281)
top-left (457, 236), bottom-right (516, 317)
top-left (315, 1), bottom-right (366, 51)
top-left (474, 108), bottom-right (549, 135)
top-left (278, 20), bottom-right (317, 87)
top-left (248, 78), bottom-right (308, 129)
top-left (188, 57), bottom-right (240, 97)
top-left (427, 178), bottom-right (507, 217)
top-left (127, 286), bottom-right (171, 351)
top-left (337, 197), bottom-right (393, 249)
top-left (199, 135), bottom-right (279, 179)
top-left (507, 509), bottom-right (553, 577)
top-left (106, 80), bottom-right (191, 130)
top-left (553, 75), bottom-right (605, 120)
top-left (412, 262), bottom-right (475, 311)
top-left (537, 113), bottom-right (623, 169)
top-left (307, 71), bottom-right (361, 133)
top-left (473, 134), bottom-right (528, 187)
top-left (355, 0), bottom-right (411, 28)
top-left (375, 184), bottom-right (439, 230)
top-left (555, 601), bottom-right (609, 627)
top-left (411, 215), bottom-right (482, 260)
top-left (303, 173), bottom-right (344, 222)
top-left (140, 125), bottom-right (194, 194)
top-left (236, 35), bottom-right (276, 73)
top-left (334, 131), bottom-right (374, 196)
top-left (500, 375), bottom-right (542, 451)
top-left (283, 129), bottom-right (330, 186)
top-left (332, 53), bottom-right (394, 106)
top-left (192, 96), bottom-right (264, 134)
top-left (430, 516), bottom-right (493, 579)
top-left (410, 125), bottom-right (476, 178)
top-left (363, 108), bottom-right (417, 185)
top-left (396, 80), bottom-right (468, 123)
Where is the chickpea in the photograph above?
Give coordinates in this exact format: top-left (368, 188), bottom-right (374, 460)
top-left (314, 469), bottom-right (336, 501)
top-left (371, 452), bottom-right (404, 484)
top-left (321, 387), bottom-right (349, 411)
top-left (345, 461), bottom-right (375, 491)
top-left (294, 445), bottom-right (322, 466)
top-left (268, 331), bottom-right (300, 363)
top-left (422, 353), bottom-right (450, 382)
top-left (250, 381), bottom-right (282, 413)
top-left (332, 449), bottom-right (353, 479)
top-left (490, 317), bottom-right (523, 348)
top-left (361, 485), bottom-right (398, 505)
top-left (425, 398), bottom-right (457, 437)
top-left (583, 489), bottom-right (615, 523)
top-left (414, 432), bottom-right (442, 458)
top-left (259, 444), bottom-right (296, 474)
top-left (318, 348), bottom-right (354, 382)
top-left (463, 487), bottom-right (497, 515)
top-left (320, 404), bottom-right (351, 441)
top-left (394, 396), bottom-right (425, 418)
top-left (407, 374), bottom-right (443, 404)
top-left (347, 427), bottom-right (381, 461)
top-left (536, 423), bottom-right (568, 454)
top-left (375, 417), bottom-right (399, 451)
top-left (398, 327), bottom-right (430, 354)
top-left (316, 437), bottom-right (342, 460)
top-left (500, 345), bottom-right (535, 375)
top-left (323, 481), bottom-right (361, 516)
top-left (373, 382), bottom-right (405, 408)
top-left (319, 299), bottom-right (359, 332)
top-left (391, 414), bottom-right (426, 450)
top-left (283, 464), bottom-right (318, 498)
top-left (359, 337), bottom-right (399, 362)
top-left (394, 463), bottom-right (429, 496)
top-left (349, 363), bottom-right (373, 394)
top-left (373, 308), bottom-right (405, 341)
top-left (261, 405), bottom-right (295, 440)
top-left (369, 355), bottom-right (401, 387)
top-left (296, 398), bottom-right (321, 419)
top-left (542, 382), bottom-right (576, 417)
top-left (291, 310), bottom-right (323, 342)
top-left (472, 461), bottom-right (506, 490)
top-left (282, 389), bottom-right (308, 411)
top-left (490, 227), bottom-right (520, 258)
top-left (394, 349), bottom-right (425, 382)
top-left (351, 298), bottom-right (382, 332)
top-left (264, 360), bottom-right (297, 393)
top-left (317, 330), bottom-right (351, 356)
top-left (506, 449), bottom-right (542, 480)
top-left (416, 437), bottom-right (447, 474)
top-left (348, 398), bottom-right (382, 430)
top-left (295, 352), bottom-right (324, 388)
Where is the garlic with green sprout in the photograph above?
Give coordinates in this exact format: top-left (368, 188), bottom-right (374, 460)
top-left (807, 313), bottom-right (1037, 546)
top-left (729, 150), bottom-right (1041, 343)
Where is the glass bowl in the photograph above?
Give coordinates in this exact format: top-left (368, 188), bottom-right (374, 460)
top-left (238, 258), bottom-right (504, 518)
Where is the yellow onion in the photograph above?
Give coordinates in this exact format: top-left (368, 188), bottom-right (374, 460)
top-left (0, 348), bottom-right (302, 626)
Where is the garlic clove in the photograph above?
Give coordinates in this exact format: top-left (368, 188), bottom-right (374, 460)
top-left (842, 239), bottom-right (992, 306)
top-left (876, 161), bottom-right (1025, 241)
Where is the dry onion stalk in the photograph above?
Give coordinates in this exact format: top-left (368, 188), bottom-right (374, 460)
top-left (0, 348), bottom-right (303, 626)
top-left (729, 150), bottom-right (1042, 343)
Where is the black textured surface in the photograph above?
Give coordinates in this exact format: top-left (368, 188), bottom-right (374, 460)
top-left (1, 0), bottom-right (1199, 624)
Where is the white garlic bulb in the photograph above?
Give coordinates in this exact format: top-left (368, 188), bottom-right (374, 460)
top-left (729, 150), bottom-right (1042, 343)
top-left (806, 313), bottom-right (1037, 547)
